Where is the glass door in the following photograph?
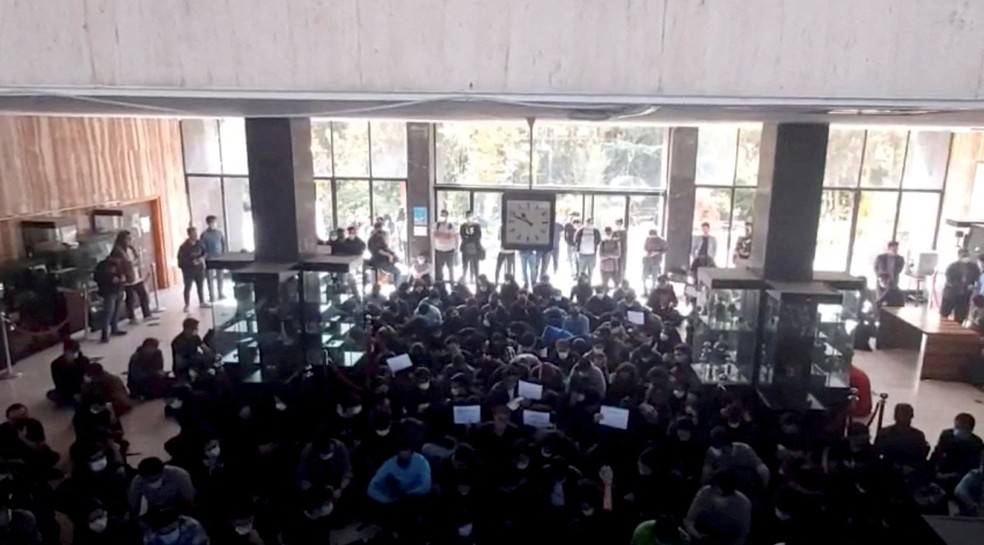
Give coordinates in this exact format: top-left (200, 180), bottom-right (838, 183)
top-left (472, 192), bottom-right (503, 282)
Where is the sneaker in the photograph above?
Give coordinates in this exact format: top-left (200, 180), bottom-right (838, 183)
top-left (111, 330), bottom-right (127, 337)
top-left (182, 305), bottom-right (190, 313)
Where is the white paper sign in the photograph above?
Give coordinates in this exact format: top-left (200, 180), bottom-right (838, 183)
top-left (517, 380), bottom-right (543, 401)
top-left (507, 396), bottom-right (525, 411)
top-left (627, 311), bottom-right (646, 326)
top-left (453, 405), bottom-right (482, 425)
top-left (522, 410), bottom-right (551, 429)
top-left (599, 406), bottom-right (630, 430)
top-left (386, 354), bottom-right (413, 374)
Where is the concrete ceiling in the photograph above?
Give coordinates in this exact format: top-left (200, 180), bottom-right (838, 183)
top-left (2, 91), bottom-right (984, 127)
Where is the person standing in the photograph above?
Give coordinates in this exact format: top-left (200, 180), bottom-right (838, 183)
top-left (459, 210), bottom-right (484, 284)
top-left (367, 223), bottom-right (402, 286)
top-left (93, 254), bottom-right (126, 343)
top-left (519, 249), bottom-right (537, 288)
top-left (564, 215), bottom-right (582, 276)
top-left (690, 222), bottom-right (718, 276)
top-left (111, 230), bottom-right (153, 322)
top-left (613, 218), bottom-right (628, 283)
top-left (433, 210), bottom-right (457, 284)
top-left (200, 215), bottom-right (226, 302)
top-left (599, 227), bottom-right (621, 288)
top-left (874, 240), bottom-right (905, 292)
top-left (494, 248), bottom-right (516, 285)
top-left (574, 218), bottom-right (601, 281)
top-left (177, 227), bottom-right (209, 313)
top-left (732, 222), bottom-right (753, 269)
top-left (539, 220), bottom-right (564, 278)
top-left (941, 249), bottom-right (980, 323)
top-left (642, 229), bottom-right (667, 291)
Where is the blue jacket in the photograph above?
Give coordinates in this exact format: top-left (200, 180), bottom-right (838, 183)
top-left (367, 453), bottom-right (432, 504)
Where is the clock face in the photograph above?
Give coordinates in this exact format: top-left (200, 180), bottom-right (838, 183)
top-left (504, 199), bottom-right (552, 247)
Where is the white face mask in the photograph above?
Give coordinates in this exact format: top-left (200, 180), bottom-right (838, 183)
top-left (89, 457), bottom-right (108, 472)
top-left (375, 427), bottom-right (391, 437)
top-left (205, 446), bottom-right (221, 459)
top-left (167, 399), bottom-right (184, 410)
top-left (592, 347), bottom-right (604, 355)
top-left (88, 516), bottom-right (109, 534)
top-left (457, 523), bottom-right (474, 537)
top-left (660, 333), bottom-right (669, 341)
top-left (418, 381), bottom-right (431, 391)
top-left (318, 451), bottom-right (334, 461)
top-left (557, 351), bottom-right (569, 359)
top-left (775, 508), bottom-right (793, 521)
top-left (233, 523), bottom-right (252, 536)
top-left (274, 398), bottom-right (287, 412)
top-left (672, 389), bottom-right (686, 399)
top-left (304, 502), bottom-right (335, 519)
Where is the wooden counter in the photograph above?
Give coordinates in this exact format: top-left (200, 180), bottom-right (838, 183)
top-left (876, 307), bottom-right (982, 381)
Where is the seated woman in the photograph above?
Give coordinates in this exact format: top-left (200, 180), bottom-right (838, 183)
top-left (127, 338), bottom-right (174, 399)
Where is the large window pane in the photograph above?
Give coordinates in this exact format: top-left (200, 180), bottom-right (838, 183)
top-left (372, 181), bottom-right (407, 260)
top-left (556, 193), bottom-right (586, 223)
top-left (695, 126), bottom-right (738, 186)
top-left (895, 192), bottom-right (940, 252)
top-left (860, 130), bottom-right (907, 188)
top-left (627, 195), bottom-right (666, 283)
top-left (332, 122), bottom-right (371, 177)
top-left (850, 191), bottom-right (900, 278)
top-left (182, 120), bottom-right (222, 175)
top-left (187, 177), bottom-right (225, 233)
top-left (219, 118), bottom-right (249, 175)
top-left (728, 188), bottom-right (756, 265)
top-left (823, 128), bottom-right (865, 188)
top-left (436, 122), bottom-right (530, 186)
top-left (334, 180), bottom-right (372, 236)
top-left (591, 195), bottom-right (626, 231)
top-left (533, 123), bottom-right (666, 188)
top-left (311, 121), bottom-right (333, 177)
top-left (902, 131), bottom-right (949, 190)
top-left (315, 180), bottom-right (334, 240)
top-left (734, 127), bottom-right (761, 186)
top-left (222, 177), bottom-right (253, 252)
top-left (694, 187), bottom-right (733, 266)
top-left (472, 192), bottom-right (502, 280)
top-left (815, 190), bottom-right (856, 271)
top-left (436, 190), bottom-right (471, 221)
top-left (370, 122), bottom-right (408, 178)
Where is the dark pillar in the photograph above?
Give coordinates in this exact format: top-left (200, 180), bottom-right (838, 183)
top-left (664, 127), bottom-right (698, 274)
top-left (244, 118), bottom-right (317, 262)
top-left (750, 123), bottom-right (829, 282)
top-left (406, 123), bottom-right (434, 262)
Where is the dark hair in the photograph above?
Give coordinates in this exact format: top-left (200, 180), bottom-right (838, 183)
top-left (5, 403), bottom-right (26, 417)
top-left (63, 339), bottom-right (81, 352)
top-left (137, 457), bottom-right (165, 478)
top-left (182, 318), bottom-right (199, 330)
top-left (887, 240), bottom-right (899, 248)
top-left (894, 403), bottom-right (915, 422)
top-left (701, 222), bottom-right (710, 228)
top-left (186, 226), bottom-right (197, 236)
top-left (206, 215), bottom-right (217, 223)
top-left (956, 412), bottom-right (976, 430)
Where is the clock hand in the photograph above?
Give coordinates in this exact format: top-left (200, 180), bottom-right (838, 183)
top-left (512, 213), bottom-right (533, 226)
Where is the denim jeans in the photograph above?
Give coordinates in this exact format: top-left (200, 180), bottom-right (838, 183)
top-left (101, 292), bottom-right (122, 341)
top-left (578, 254), bottom-right (596, 281)
top-left (520, 252), bottom-right (538, 286)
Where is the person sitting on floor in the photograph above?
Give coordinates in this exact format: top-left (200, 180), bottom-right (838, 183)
top-left (81, 363), bottom-right (132, 417)
top-left (930, 412), bottom-right (984, 493)
top-left (874, 403), bottom-right (929, 473)
top-left (48, 339), bottom-right (89, 406)
top-left (171, 318), bottom-right (214, 379)
top-left (127, 338), bottom-right (173, 400)
top-left (0, 404), bottom-right (60, 476)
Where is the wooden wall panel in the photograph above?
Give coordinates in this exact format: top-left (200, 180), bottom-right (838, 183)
top-left (0, 116), bottom-right (188, 286)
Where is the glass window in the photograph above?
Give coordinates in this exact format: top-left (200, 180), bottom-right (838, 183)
top-left (556, 194), bottom-right (586, 224)
top-left (823, 128), bottom-right (865, 188)
top-left (372, 181), bottom-right (407, 259)
top-left (627, 195), bottom-right (666, 283)
top-left (902, 131), bottom-right (950, 190)
top-left (315, 180), bottom-right (334, 240)
top-left (311, 121), bottom-right (333, 177)
top-left (728, 188), bottom-right (756, 264)
top-left (334, 180), bottom-right (372, 235)
top-left (695, 126), bottom-right (738, 186)
top-left (860, 130), bottom-right (907, 188)
top-left (436, 190), bottom-right (471, 222)
top-left (182, 120), bottom-right (222, 175)
top-left (472, 192), bottom-right (502, 280)
top-left (187, 177), bottom-right (225, 233)
top-left (332, 122), bottom-right (371, 177)
top-left (533, 123), bottom-right (666, 188)
top-left (436, 122), bottom-right (531, 186)
top-left (694, 187), bottom-right (733, 266)
top-left (370, 122), bottom-right (408, 178)
top-left (222, 177), bottom-right (252, 252)
top-left (590, 195), bottom-right (626, 233)
top-left (734, 127), bottom-right (761, 186)
top-left (219, 118), bottom-right (249, 175)
top-left (895, 192), bottom-right (940, 252)
top-left (814, 190), bottom-right (855, 271)
top-left (850, 191), bottom-right (900, 278)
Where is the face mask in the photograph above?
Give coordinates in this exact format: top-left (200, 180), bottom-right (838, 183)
top-left (89, 457), bottom-right (108, 472)
top-left (167, 399), bottom-right (184, 410)
top-left (638, 462), bottom-right (653, 476)
top-left (375, 427), bottom-right (391, 437)
top-left (581, 506), bottom-right (595, 517)
top-left (234, 523), bottom-right (252, 536)
top-left (418, 382), bottom-right (431, 391)
top-left (206, 446), bottom-right (221, 459)
top-left (239, 407), bottom-right (252, 420)
top-left (592, 348), bottom-right (604, 355)
top-left (672, 389), bottom-right (686, 399)
top-left (304, 502), bottom-right (334, 520)
top-left (775, 508), bottom-right (793, 521)
top-left (450, 387), bottom-right (463, 397)
top-left (727, 420), bottom-right (741, 429)
top-left (318, 451), bottom-right (334, 461)
top-left (457, 523), bottom-right (474, 537)
top-left (674, 355), bottom-right (687, 363)
top-left (83, 376), bottom-right (94, 384)
top-left (660, 333), bottom-right (669, 341)
top-left (557, 351), bottom-right (569, 359)
top-left (516, 457), bottom-right (530, 470)
top-left (337, 405), bottom-right (362, 417)
top-left (88, 516), bottom-right (109, 533)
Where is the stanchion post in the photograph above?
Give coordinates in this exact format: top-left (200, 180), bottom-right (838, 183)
top-left (0, 313), bottom-right (20, 381)
top-left (150, 263), bottom-right (162, 312)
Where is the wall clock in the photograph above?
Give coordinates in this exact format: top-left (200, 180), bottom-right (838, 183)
top-left (501, 191), bottom-right (556, 250)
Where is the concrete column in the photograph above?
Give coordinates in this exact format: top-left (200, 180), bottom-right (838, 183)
top-left (750, 123), bottom-right (829, 282)
top-left (406, 122), bottom-right (434, 262)
top-left (664, 127), bottom-right (698, 274)
top-left (244, 118), bottom-right (317, 262)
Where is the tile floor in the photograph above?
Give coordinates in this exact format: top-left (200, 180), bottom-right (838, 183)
top-left (2, 287), bottom-right (983, 472)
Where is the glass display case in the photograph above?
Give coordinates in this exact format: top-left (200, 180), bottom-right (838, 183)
top-left (296, 254), bottom-right (366, 368)
top-left (690, 268), bottom-right (765, 385)
top-left (814, 271), bottom-right (865, 376)
top-left (758, 281), bottom-right (850, 389)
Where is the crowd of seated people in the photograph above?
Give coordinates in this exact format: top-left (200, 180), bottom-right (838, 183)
top-left (1, 272), bottom-right (983, 545)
